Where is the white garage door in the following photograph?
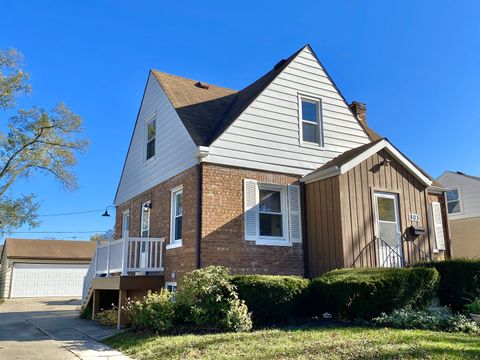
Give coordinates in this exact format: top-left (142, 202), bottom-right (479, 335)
top-left (11, 263), bottom-right (89, 298)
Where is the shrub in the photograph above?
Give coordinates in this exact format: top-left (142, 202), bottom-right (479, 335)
top-left (122, 289), bottom-right (175, 333)
top-left (176, 266), bottom-right (252, 332)
top-left (373, 308), bottom-right (480, 334)
top-left (465, 299), bottom-right (480, 315)
top-left (96, 308), bottom-right (118, 327)
top-left (419, 259), bottom-right (480, 312)
top-left (231, 275), bottom-right (310, 324)
top-left (79, 306), bottom-right (92, 319)
top-left (310, 267), bottom-right (439, 320)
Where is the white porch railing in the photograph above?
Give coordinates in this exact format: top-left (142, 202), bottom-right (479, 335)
top-left (82, 233), bottom-right (165, 302)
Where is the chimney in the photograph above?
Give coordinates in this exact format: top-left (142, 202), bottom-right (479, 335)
top-left (349, 101), bottom-right (367, 125)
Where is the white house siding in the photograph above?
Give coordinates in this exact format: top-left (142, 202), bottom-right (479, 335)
top-left (437, 171), bottom-right (480, 220)
top-left (0, 255), bottom-right (11, 298)
top-left (206, 47), bottom-right (371, 175)
top-left (115, 72), bottom-right (199, 205)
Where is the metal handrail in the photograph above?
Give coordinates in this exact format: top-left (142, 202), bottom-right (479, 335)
top-left (352, 236), bottom-right (404, 268)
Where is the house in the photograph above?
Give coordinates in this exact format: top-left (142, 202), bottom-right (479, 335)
top-left (437, 171), bottom-right (480, 258)
top-left (82, 44), bottom-right (451, 327)
top-left (0, 239), bottom-right (95, 298)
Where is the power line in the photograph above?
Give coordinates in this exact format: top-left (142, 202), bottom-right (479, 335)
top-left (37, 209), bottom-right (105, 217)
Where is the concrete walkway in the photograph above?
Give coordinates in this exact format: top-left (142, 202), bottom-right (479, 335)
top-left (0, 297), bottom-right (133, 360)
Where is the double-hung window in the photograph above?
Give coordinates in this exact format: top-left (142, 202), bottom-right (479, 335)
top-left (168, 185), bottom-right (183, 249)
top-left (140, 202), bottom-right (150, 237)
top-left (259, 186), bottom-right (285, 238)
top-left (300, 97), bottom-right (323, 146)
top-left (145, 116), bottom-right (156, 161)
top-left (446, 188), bottom-right (461, 214)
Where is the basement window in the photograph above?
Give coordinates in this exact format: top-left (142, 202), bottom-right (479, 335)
top-left (299, 97), bottom-right (323, 146)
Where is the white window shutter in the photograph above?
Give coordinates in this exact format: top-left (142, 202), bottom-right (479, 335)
top-left (244, 179), bottom-right (258, 241)
top-left (288, 184), bottom-right (302, 243)
top-left (431, 202), bottom-right (446, 251)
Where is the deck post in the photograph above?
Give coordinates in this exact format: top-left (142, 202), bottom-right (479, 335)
top-left (121, 231), bottom-right (129, 276)
top-left (106, 240), bottom-right (111, 277)
top-left (117, 289), bottom-right (127, 329)
top-left (95, 240), bottom-right (100, 275)
top-left (92, 289), bottom-right (101, 320)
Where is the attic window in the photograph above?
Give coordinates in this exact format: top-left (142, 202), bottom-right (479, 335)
top-left (195, 81), bottom-right (210, 90)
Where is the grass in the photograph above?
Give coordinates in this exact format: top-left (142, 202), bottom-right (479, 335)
top-left (104, 325), bottom-right (480, 360)
top-left (0, 299), bottom-right (4, 305)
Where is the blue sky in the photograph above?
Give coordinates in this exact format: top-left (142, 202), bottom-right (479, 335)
top-left (1, 1), bottom-right (479, 242)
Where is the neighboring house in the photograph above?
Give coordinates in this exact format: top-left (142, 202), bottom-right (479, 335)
top-left (437, 171), bottom-right (480, 258)
top-left (82, 45), bottom-right (451, 327)
top-left (0, 239), bottom-right (95, 298)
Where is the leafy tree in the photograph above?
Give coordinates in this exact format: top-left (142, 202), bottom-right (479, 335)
top-left (0, 49), bottom-right (88, 235)
top-left (90, 229), bottom-right (114, 241)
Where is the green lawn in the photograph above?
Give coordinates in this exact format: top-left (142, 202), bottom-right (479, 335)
top-left (105, 326), bottom-right (480, 360)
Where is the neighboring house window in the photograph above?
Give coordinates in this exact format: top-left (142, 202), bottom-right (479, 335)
top-left (140, 202), bottom-right (150, 237)
top-left (446, 188), bottom-right (461, 214)
top-left (244, 179), bottom-right (302, 246)
top-left (165, 282), bottom-right (177, 292)
top-left (168, 185), bottom-right (183, 248)
top-left (146, 117), bottom-right (156, 161)
top-left (259, 186), bottom-right (286, 238)
top-left (300, 97), bottom-right (323, 146)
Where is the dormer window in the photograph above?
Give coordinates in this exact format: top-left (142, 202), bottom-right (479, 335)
top-left (299, 97), bottom-right (323, 146)
top-left (146, 117), bottom-right (156, 161)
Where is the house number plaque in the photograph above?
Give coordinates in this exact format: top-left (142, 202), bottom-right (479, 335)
top-left (408, 213), bottom-right (420, 222)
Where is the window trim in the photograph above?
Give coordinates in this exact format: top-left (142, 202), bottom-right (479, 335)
top-left (144, 113), bottom-right (156, 164)
top-left (446, 187), bottom-right (463, 215)
top-left (122, 210), bottom-right (130, 238)
top-left (165, 281), bottom-right (177, 292)
top-left (140, 201), bottom-right (150, 238)
top-left (167, 185), bottom-right (183, 250)
top-left (257, 183), bottom-right (289, 246)
top-left (298, 94), bottom-right (324, 148)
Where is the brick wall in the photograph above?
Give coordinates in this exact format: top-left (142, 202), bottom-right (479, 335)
top-left (200, 163), bottom-right (304, 276)
top-left (115, 166), bottom-right (198, 283)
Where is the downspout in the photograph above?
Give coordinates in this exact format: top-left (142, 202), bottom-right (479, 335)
top-left (300, 181), bottom-right (309, 278)
top-left (195, 163), bottom-right (203, 269)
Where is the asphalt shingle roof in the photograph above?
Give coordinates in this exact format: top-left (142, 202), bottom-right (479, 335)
top-left (3, 238), bottom-right (95, 260)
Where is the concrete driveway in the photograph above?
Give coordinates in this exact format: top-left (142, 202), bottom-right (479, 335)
top-left (0, 297), bottom-right (132, 360)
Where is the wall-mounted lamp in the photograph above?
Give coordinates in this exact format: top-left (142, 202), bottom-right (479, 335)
top-left (383, 158), bottom-right (392, 167)
top-left (143, 202), bottom-right (152, 210)
top-left (101, 205), bottom-right (116, 217)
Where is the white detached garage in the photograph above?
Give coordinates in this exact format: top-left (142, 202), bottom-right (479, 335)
top-left (0, 239), bottom-right (95, 298)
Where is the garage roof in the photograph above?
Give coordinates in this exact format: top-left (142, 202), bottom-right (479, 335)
top-left (3, 238), bottom-right (95, 261)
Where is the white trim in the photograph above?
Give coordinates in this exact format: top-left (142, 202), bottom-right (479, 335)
top-left (168, 185), bottom-right (183, 249)
top-left (298, 94), bottom-right (324, 148)
top-left (121, 210), bottom-right (130, 239)
top-left (140, 201), bottom-right (150, 238)
top-left (165, 281), bottom-right (177, 292)
top-left (301, 139), bottom-right (432, 186)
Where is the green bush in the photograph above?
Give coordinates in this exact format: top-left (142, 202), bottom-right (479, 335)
top-left (79, 306), bottom-right (92, 319)
top-left (122, 290), bottom-right (175, 333)
top-left (96, 308), bottom-right (118, 327)
top-left (419, 259), bottom-right (480, 312)
top-left (373, 308), bottom-right (480, 334)
top-left (176, 266), bottom-right (252, 332)
top-left (231, 275), bottom-right (310, 324)
top-left (310, 267), bottom-right (439, 320)
top-left (465, 299), bottom-right (480, 315)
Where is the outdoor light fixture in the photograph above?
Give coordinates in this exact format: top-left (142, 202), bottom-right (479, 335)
top-left (101, 205), bottom-right (116, 217)
top-left (143, 202), bottom-right (152, 210)
top-left (383, 158), bottom-right (392, 167)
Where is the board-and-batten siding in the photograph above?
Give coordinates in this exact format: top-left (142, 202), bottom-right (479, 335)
top-left (437, 172), bottom-right (480, 220)
top-left (306, 150), bottom-right (434, 277)
top-left (207, 47), bottom-right (371, 176)
top-left (115, 72), bottom-right (199, 206)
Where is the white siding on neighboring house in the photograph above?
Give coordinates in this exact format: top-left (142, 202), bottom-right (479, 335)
top-left (115, 72), bottom-right (199, 206)
top-left (0, 254), bottom-right (11, 298)
top-left (437, 171), bottom-right (480, 220)
top-left (205, 47), bottom-right (371, 175)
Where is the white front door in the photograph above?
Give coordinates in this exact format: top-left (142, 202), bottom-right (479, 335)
top-left (374, 192), bottom-right (403, 267)
top-left (11, 263), bottom-right (89, 298)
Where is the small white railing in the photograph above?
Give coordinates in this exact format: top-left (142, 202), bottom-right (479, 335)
top-left (82, 233), bottom-right (165, 302)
